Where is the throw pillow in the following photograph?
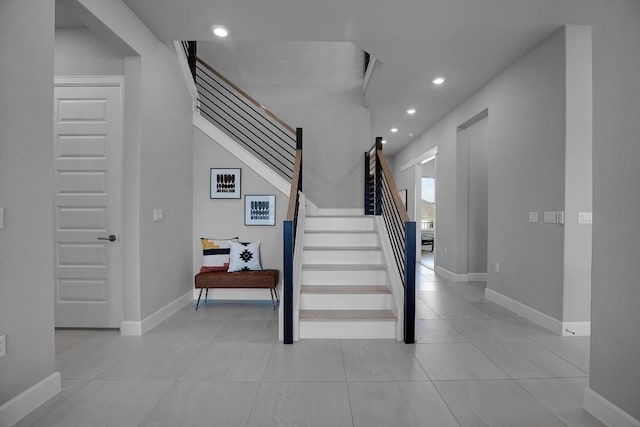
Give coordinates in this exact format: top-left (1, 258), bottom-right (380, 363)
top-left (200, 237), bottom-right (238, 273)
top-left (227, 240), bottom-right (262, 272)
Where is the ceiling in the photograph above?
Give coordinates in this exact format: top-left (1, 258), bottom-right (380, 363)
top-left (111, 0), bottom-right (603, 155)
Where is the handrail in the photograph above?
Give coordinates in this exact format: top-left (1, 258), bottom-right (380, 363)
top-left (195, 57), bottom-right (296, 134)
top-left (364, 136), bottom-right (416, 344)
top-left (283, 129), bottom-right (303, 344)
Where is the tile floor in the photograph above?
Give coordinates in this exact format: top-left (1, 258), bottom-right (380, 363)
top-left (16, 264), bottom-right (604, 427)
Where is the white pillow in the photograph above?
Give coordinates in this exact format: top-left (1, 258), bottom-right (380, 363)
top-left (227, 240), bottom-right (262, 272)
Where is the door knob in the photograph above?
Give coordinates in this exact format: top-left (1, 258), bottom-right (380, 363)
top-left (97, 234), bottom-right (117, 242)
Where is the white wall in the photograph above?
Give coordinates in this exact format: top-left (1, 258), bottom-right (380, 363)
top-left (75, 0), bottom-right (194, 320)
top-left (192, 128), bottom-right (287, 296)
top-left (55, 27), bottom-right (124, 75)
top-left (588, 0), bottom-right (640, 421)
top-left (0, 0), bottom-right (57, 409)
top-left (394, 29), bottom-right (568, 320)
top-left (197, 42), bottom-right (371, 208)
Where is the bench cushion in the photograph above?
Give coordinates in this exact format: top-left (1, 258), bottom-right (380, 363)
top-left (195, 269), bottom-right (279, 289)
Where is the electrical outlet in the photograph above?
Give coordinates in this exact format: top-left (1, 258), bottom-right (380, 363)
top-left (0, 335), bottom-right (6, 359)
top-left (153, 209), bottom-right (164, 222)
top-left (0, 208), bottom-right (4, 229)
top-left (495, 262), bottom-right (500, 273)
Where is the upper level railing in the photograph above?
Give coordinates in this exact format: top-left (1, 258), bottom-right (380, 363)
top-left (283, 133), bottom-right (303, 344)
top-left (365, 137), bottom-right (416, 343)
top-left (183, 41), bottom-right (297, 181)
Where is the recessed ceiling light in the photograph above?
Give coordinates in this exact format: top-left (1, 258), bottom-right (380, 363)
top-left (408, 133), bottom-right (414, 137)
top-left (390, 128), bottom-right (398, 133)
top-left (406, 108), bottom-right (416, 115)
top-left (212, 26), bottom-right (229, 38)
top-left (432, 77), bottom-right (445, 85)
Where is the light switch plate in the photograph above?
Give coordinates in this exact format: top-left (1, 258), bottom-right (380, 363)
top-left (578, 211), bottom-right (593, 224)
top-left (556, 211), bottom-right (565, 225)
top-left (0, 335), bottom-right (6, 359)
top-left (543, 211), bottom-right (557, 224)
top-left (0, 208), bottom-right (4, 229)
top-left (528, 211), bottom-right (538, 223)
top-left (153, 209), bottom-right (164, 222)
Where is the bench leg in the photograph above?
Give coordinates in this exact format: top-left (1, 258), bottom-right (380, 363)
top-left (195, 288), bottom-right (203, 310)
top-left (205, 288), bottom-right (209, 306)
top-left (270, 288), bottom-right (279, 310)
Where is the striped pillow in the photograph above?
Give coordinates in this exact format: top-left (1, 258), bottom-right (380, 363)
top-left (200, 237), bottom-right (238, 273)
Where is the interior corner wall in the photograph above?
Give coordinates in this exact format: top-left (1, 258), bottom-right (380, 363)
top-left (192, 128), bottom-right (287, 295)
top-left (0, 0), bottom-right (57, 407)
top-left (393, 28), bottom-right (567, 320)
top-left (76, 0), bottom-right (194, 320)
top-left (589, 0), bottom-right (640, 421)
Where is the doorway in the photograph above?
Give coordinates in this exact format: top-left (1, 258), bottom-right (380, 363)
top-left (53, 77), bottom-right (124, 328)
top-left (419, 161), bottom-right (436, 270)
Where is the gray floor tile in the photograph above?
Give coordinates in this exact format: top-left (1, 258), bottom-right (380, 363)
top-left (517, 377), bottom-right (606, 427)
top-left (416, 301), bottom-right (441, 319)
top-left (445, 318), bottom-right (529, 342)
top-left (210, 319), bottom-right (278, 343)
top-left (29, 380), bottom-right (172, 427)
top-left (179, 342), bottom-right (274, 382)
top-left (56, 340), bottom-right (139, 379)
top-left (475, 341), bottom-right (588, 378)
top-left (96, 342), bottom-right (202, 381)
top-left (342, 341), bottom-right (428, 381)
top-left (140, 381), bottom-right (259, 427)
top-left (413, 343), bottom-right (509, 380)
top-left (470, 301), bottom-right (523, 319)
top-left (349, 381), bottom-right (460, 427)
top-left (247, 382), bottom-right (352, 427)
top-left (429, 302), bottom-right (493, 320)
top-left (415, 319), bottom-right (468, 343)
top-left (13, 380), bottom-right (89, 427)
top-left (262, 341), bottom-right (345, 381)
top-left (536, 338), bottom-right (590, 373)
top-left (434, 379), bottom-right (566, 427)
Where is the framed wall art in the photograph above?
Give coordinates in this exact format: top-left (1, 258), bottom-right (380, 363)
top-left (245, 194), bottom-right (276, 226)
top-left (210, 168), bottom-right (241, 199)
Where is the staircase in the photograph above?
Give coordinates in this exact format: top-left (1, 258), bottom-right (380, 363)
top-left (299, 210), bottom-right (398, 339)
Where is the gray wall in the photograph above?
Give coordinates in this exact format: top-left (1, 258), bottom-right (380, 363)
top-left (55, 27), bottom-right (124, 75)
top-left (192, 128), bottom-right (287, 282)
top-left (197, 42), bottom-right (371, 208)
top-left (589, 0), bottom-right (640, 420)
top-left (75, 0), bottom-right (194, 320)
top-left (0, 0), bottom-right (56, 406)
top-left (394, 29), bottom-right (567, 320)
top-left (463, 117), bottom-right (488, 275)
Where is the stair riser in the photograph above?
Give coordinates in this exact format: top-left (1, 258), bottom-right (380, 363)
top-left (299, 321), bottom-right (396, 339)
top-left (303, 251), bottom-right (382, 265)
top-left (300, 293), bottom-right (392, 310)
top-left (305, 217), bottom-right (375, 231)
top-left (304, 233), bottom-right (379, 247)
top-left (302, 270), bottom-right (386, 286)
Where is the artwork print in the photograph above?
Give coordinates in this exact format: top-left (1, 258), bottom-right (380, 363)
top-left (245, 195), bottom-right (276, 225)
top-left (210, 168), bottom-right (241, 199)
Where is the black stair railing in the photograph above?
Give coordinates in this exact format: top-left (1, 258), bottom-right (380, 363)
top-left (365, 137), bottom-right (416, 344)
top-left (183, 41), bottom-right (297, 181)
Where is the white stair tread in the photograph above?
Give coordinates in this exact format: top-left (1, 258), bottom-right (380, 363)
top-left (304, 230), bottom-right (377, 234)
top-left (302, 264), bottom-right (386, 271)
top-left (303, 246), bottom-right (380, 251)
top-left (301, 285), bottom-right (390, 294)
top-left (300, 310), bottom-right (396, 321)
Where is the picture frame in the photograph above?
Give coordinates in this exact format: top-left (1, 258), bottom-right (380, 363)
top-left (245, 195), bottom-right (276, 226)
top-left (399, 189), bottom-right (408, 210)
top-left (210, 168), bottom-right (241, 199)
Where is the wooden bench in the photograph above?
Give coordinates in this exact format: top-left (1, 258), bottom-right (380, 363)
top-left (194, 269), bottom-right (279, 310)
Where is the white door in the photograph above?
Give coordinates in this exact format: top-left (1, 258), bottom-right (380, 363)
top-left (53, 77), bottom-right (123, 328)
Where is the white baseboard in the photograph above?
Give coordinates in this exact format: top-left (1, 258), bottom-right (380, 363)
top-left (314, 208), bottom-right (364, 216)
top-left (192, 288), bottom-right (276, 302)
top-left (584, 387), bottom-right (640, 427)
top-left (485, 288), bottom-right (563, 334)
top-left (468, 272), bottom-right (488, 282)
top-left (121, 290), bottom-right (192, 336)
top-left (0, 372), bottom-right (61, 427)
top-left (435, 266), bottom-right (468, 282)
